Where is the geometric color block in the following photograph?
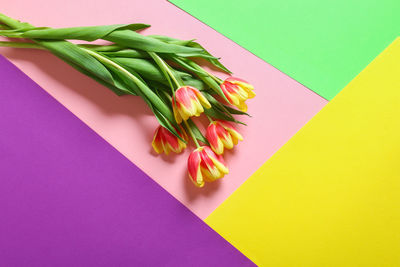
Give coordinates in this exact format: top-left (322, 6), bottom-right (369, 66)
top-left (170, 0), bottom-right (400, 100)
top-left (206, 38), bottom-right (400, 266)
top-left (0, 0), bottom-right (327, 219)
top-left (0, 56), bottom-right (255, 267)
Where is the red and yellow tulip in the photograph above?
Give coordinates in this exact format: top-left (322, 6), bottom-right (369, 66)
top-left (206, 120), bottom-right (243, 155)
top-left (172, 86), bottom-right (211, 123)
top-left (187, 146), bottom-right (229, 187)
top-left (220, 77), bottom-right (255, 112)
top-left (152, 125), bottom-right (187, 155)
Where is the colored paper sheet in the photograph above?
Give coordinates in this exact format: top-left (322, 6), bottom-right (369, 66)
top-left (206, 38), bottom-right (400, 266)
top-left (0, 56), bottom-right (255, 267)
top-left (169, 0), bottom-right (400, 100)
top-left (0, 0), bottom-right (327, 219)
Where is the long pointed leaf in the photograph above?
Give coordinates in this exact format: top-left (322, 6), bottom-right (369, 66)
top-left (149, 34), bottom-right (230, 73)
top-left (105, 30), bottom-right (203, 54)
top-left (101, 49), bottom-right (149, 58)
top-left (186, 41), bottom-right (232, 73)
top-left (186, 119), bottom-right (209, 145)
top-left (20, 25), bottom-right (204, 54)
top-left (21, 24), bottom-right (150, 41)
top-left (37, 40), bottom-right (116, 84)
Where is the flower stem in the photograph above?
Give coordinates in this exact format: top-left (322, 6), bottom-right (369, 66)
top-left (148, 51), bottom-right (181, 89)
top-left (184, 120), bottom-right (200, 148)
top-left (82, 48), bottom-right (175, 122)
top-left (206, 115), bottom-right (214, 123)
top-left (206, 71), bottom-right (223, 84)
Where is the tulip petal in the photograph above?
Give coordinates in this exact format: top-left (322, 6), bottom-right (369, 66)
top-left (201, 165), bottom-right (222, 182)
top-left (203, 147), bottom-right (229, 177)
top-left (152, 127), bottom-right (164, 154)
top-left (172, 102), bottom-right (183, 123)
top-left (194, 89), bottom-right (211, 109)
top-left (188, 149), bottom-right (204, 187)
top-left (221, 78), bottom-right (254, 111)
top-left (238, 101), bottom-right (248, 112)
top-left (226, 77), bottom-right (254, 91)
top-left (206, 123), bottom-right (224, 155)
top-left (152, 125), bottom-right (187, 155)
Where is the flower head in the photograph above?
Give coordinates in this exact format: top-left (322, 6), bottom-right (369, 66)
top-left (220, 77), bottom-right (255, 112)
top-left (206, 120), bottom-right (243, 155)
top-left (172, 86), bottom-right (211, 123)
top-left (188, 146), bottom-right (229, 187)
top-left (152, 125), bottom-right (187, 155)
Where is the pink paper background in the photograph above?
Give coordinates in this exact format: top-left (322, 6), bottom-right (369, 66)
top-left (0, 0), bottom-right (327, 219)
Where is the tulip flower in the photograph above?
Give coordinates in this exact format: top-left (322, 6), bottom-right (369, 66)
top-left (187, 146), bottom-right (229, 187)
top-left (0, 13), bottom-right (256, 189)
top-left (220, 77), bottom-right (255, 112)
top-left (172, 86), bottom-right (211, 123)
top-left (206, 120), bottom-right (243, 155)
top-left (152, 125), bottom-right (187, 155)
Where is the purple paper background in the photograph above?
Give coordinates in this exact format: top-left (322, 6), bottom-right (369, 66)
top-left (0, 56), bottom-right (254, 267)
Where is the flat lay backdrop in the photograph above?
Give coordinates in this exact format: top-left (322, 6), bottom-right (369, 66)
top-left (1, 0), bottom-right (399, 266)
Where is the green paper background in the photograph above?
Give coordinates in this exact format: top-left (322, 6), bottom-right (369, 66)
top-left (169, 0), bottom-right (400, 100)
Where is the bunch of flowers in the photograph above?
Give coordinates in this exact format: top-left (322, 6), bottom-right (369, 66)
top-left (0, 13), bottom-right (255, 187)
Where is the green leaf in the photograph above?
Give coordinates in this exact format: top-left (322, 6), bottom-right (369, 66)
top-left (101, 49), bottom-right (149, 58)
top-left (202, 92), bottom-right (246, 124)
top-left (222, 105), bottom-right (250, 116)
top-left (79, 44), bottom-right (125, 52)
top-left (21, 24), bottom-right (150, 41)
top-left (204, 107), bottom-right (246, 125)
top-left (37, 40), bottom-right (116, 84)
top-left (182, 58), bottom-right (230, 102)
top-left (153, 108), bottom-right (185, 142)
top-left (150, 35), bottom-right (217, 59)
top-left (61, 56), bottom-right (133, 96)
top-left (149, 34), bottom-right (230, 73)
top-left (186, 41), bottom-right (232, 73)
top-left (170, 56), bottom-right (206, 76)
top-left (153, 87), bottom-right (172, 106)
top-left (174, 52), bottom-right (217, 59)
top-left (203, 92), bottom-right (233, 116)
top-left (0, 13), bottom-right (132, 96)
top-left (181, 75), bottom-right (207, 90)
top-left (186, 119), bottom-right (209, 145)
top-left (18, 23), bottom-right (203, 54)
top-left (112, 57), bottom-right (168, 84)
top-left (81, 48), bottom-right (176, 124)
top-left (111, 57), bottom-right (195, 88)
top-left (147, 52), bottom-right (175, 90)
top-left (147, 80), bottom-right (171, 95)
top-left (149, 35), bottom-right (193, 45)
top-left (105, 30), bottom-right (203, 54)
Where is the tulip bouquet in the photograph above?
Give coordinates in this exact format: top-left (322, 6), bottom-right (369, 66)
top-left (0, 13), bottom-right (255, 187)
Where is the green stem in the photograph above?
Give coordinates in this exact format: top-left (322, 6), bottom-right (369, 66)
top-left (184, 120), bottom-right (200, 148)
top-left (185, 59), bottom-right (219, 81)
top-left (0, 41), bottom-right (44, 49)
top-left (82, 48), bottom-right (174, 122)
top-left (0, 41), bottom-right (126, 53)
top-left (148, 51), bottom-right (182, 88)
top-left (184, 58), bottom-right (229, 102)
top-left (208, 72), bottom-right (223, 83)
top-left (206, 115), bottom-right (214, 123)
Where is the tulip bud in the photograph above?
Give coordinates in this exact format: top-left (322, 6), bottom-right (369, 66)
top-left (172, 86), bottom-right (211, 123)
top-left (220, 77), bottom-right (255, 112)
top-left (206, 120), bottom-right (243, 155)
top-left (188, 146), bottom-right (229, 187)
top-left (152, 125), bottom-right (187, 155)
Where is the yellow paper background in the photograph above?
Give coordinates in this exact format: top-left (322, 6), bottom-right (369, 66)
top-left (206, 38), bottom-right (400, 266)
